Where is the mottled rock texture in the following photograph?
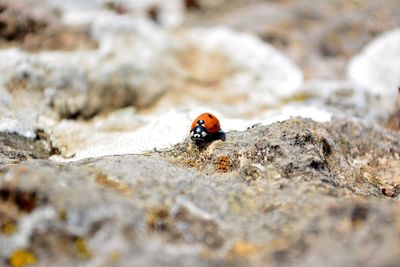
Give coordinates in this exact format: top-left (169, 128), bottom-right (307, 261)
top-left (1, 118), bottom-right (399, 267)
top-left (0, 131), bottom-right (55, 165)
top-left (0, 1), bottom-right (399, 267)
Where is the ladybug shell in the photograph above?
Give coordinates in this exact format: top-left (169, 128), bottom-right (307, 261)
top-left (191, 113), bottom-right (221, 133)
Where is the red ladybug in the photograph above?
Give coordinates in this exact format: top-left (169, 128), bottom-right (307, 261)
top-left (190, 113), bottom-right (225, 142)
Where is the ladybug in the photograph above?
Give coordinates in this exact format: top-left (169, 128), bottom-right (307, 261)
top-left (190, 113), bottom-right (225, 142)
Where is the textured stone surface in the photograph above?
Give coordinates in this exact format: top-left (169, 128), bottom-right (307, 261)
top-left (0, 131), bottom-right (55, 165)
top-left (1, 118), bottom-right (400, 267)
top-left (0, 1), bottom-right (400, 266)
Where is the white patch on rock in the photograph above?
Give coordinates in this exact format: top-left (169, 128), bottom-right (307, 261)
top-left (0, 85), bottom-right (38, 139)
top-left (51, 105), bottom-right (332, 162)
top-left (173, 27), bottom-right (303, 105)
top-left (0, 117), bottom-right (36, 139)
top-left (260, 105), bottom-right (332, 125)
top-left (348, 29), bottom-right (400, 98)
top-left (50, 109), bottom-right (190, 161)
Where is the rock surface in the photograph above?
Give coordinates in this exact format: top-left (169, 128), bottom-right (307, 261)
top-left (0, 131), bottom-right (54, 166)
top-left (1, 118), bottom-right (400, 267)
top-left (1, 1), bottom-right (400, 267)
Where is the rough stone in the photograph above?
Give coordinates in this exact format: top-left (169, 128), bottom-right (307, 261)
top-left (0, 131), bottom-right (55, 166)
top-left (0, 1), bottom-right (399, 267)
top-left (1, 118), bottom-right (399, 266)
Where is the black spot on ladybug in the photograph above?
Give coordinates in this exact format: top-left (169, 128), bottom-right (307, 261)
top-left (208, 114), bottom-right (213, 119)
top-left (214, 124), bottom-right (218, 128)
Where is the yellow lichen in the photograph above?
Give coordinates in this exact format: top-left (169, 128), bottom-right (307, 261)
top-left (75, 238), bottom-right (92, 259)
top-left (231, 241), bottom-right (259, 256)
top-left (1, 220), bottom-right (17, 235)
top-left (8, 249), bottom-right (37, 267)
top-left (96, 174), bottom-right (132, 195)
top-left (215, 156), bottom-right (231, 173)
top-left (58, 210), bottom-right (67, 221)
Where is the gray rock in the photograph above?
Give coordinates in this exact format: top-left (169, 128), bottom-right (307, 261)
top-left (0, 131), bottom-right (55, 165)
top-left (1, 117), bottom-right (399, 267)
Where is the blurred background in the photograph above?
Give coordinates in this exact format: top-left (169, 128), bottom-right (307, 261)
top-left (0, 0), bottom-right (399, 159)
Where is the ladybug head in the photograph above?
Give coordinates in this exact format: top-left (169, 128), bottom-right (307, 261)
top-left (190, 119), bottom-right (208, 141)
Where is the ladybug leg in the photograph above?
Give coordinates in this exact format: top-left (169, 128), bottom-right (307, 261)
top-left (205, 131), bottom-right (225, 142)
